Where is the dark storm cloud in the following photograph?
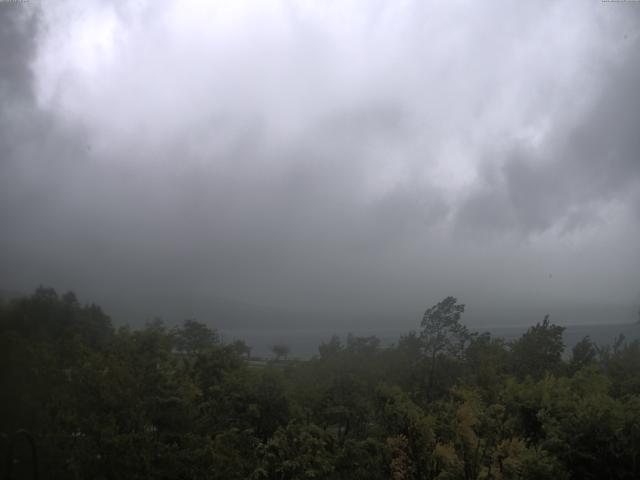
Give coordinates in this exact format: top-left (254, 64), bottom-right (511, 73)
top-left (0, 5), bottom-right (97, 298)
top-left (1, 1), bottom-right (640, 327)
top-left (0, 5), bottom-right (40, 172)
top-left (0, 5), bottom-right (48, 239)
top-left (0, 5), bottom-right (35, 100)
top-left (456, 44), bottom-right (640, 236)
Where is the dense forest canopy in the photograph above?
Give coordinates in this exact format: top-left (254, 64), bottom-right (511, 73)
top-left (1, 287), bottom-right (639, 479)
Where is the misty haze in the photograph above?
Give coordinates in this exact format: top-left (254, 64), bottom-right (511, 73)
top-left (1, 1), bottom-right (640, 479)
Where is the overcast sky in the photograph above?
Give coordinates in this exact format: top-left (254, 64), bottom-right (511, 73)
top-left (1, 0), bottom-right (639, 328)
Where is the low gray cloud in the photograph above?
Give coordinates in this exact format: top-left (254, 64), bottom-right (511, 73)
top-left (1, 1), bottom-right (639, 328)
top-left (456, 48), bottom-right (640, 236)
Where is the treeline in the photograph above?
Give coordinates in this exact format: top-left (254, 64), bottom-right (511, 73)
top-left (1, 288), bottom-right (639, 479)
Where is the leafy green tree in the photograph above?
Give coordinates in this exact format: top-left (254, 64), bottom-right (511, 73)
top-left (464, 332), bottom-right (509, 397)
top-left (271, 343), bottom-right (291, 361)
top-left (493, 438), bottom-right (568, 480)
top-left (375, 384), bottom-right (436, 479)
top-left (569, 335), bottom-right (597, 374)
top-left (321, 372), bottom-right (371, 443)
top-left (319, 335), bottom-right (343, 359)
top-left (600, 337), bottom-right (640, 397)
top-left (191, 343), bottom-right (245, 394)
top-left (231, 339), bottom-right (252, 360)
top-left (346, 334), bottom-right (381, 356)
top-left (200, 368), bottom-right (290, 440)
top-left (333, 438), bottom-right (386, 480)
top-left (420, 296), bottom-right (473, 395)
top-left (209, 428), bottom-right (260, 479)
top-left (377, 332), bottom-right (423, 394)
top-left (510, 315), bottom-right (565, 380)
top-left (252, 423), bottom-right (334, 480)
top-left (172, 318), bottom-right (219, 354)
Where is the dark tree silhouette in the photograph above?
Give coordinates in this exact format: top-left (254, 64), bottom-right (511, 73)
top-left (271, 343), bottom-right (290, 361)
